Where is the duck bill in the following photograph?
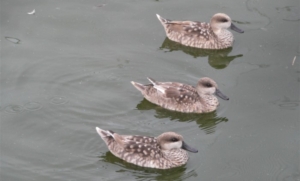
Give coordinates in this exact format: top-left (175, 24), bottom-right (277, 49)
top-left (215, 89), bottom-right (229, 100)
top-left (182, 141), bottom-right (198, 153)
top-left (230, 23), bottom-right (244, 33)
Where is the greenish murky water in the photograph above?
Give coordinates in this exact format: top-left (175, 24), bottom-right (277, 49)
top-left (1, 0), bottom-right (299, 180)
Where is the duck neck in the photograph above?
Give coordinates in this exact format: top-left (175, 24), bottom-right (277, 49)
top-left (199, 94), bottom-right (219, 111)
top-left (160, 149), bottom-right (188, 167)
top-left (217, 29), bottom-right (233, 44)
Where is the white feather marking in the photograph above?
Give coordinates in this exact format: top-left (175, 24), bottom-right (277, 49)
top-left (156, 14), bottom-right (161, 19)
top-left (147, 77), bottom-right (157, 85)
top-left (27, 9), bottom-right (35, 15)
top-left (106, 130), bottom-right (114, 138)
top-left (154, 85), bottom-right (166, 94)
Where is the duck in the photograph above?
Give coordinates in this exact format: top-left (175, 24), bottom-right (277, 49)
top-left (156, 13), bottom-right (244, 49)
top-left (96, 127), bottom-right (198, 169)
top-left (131, 77), bottom-right (229, 113)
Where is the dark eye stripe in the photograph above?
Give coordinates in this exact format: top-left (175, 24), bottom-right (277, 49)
top-left (202, 82), bottom-right (212, 87)
top-left (219, 18), bottom-right (228, 22)
top-left (171, 138), bottom-right (178, 142)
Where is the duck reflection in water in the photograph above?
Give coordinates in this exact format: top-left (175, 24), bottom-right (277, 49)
top-left (136, 99), bottom-right (228, 134)
top-left (160, 38), bottom-right (243, 69)
top-left (99, 152), bottom-right (197, 180)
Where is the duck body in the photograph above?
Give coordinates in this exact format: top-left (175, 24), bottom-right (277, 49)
top-left (156, 13), bottom-right (244, 49)
top-left (96, 127), bottom-right (198, 169)
top-left (131, 77), bottom-right (229, 113)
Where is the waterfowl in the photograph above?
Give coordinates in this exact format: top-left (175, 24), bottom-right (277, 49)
top-left (96, 127), bottom-right (198, 169)
top-left (156, 13), bottom-right (244, 49)
top-left (131, 77), bottom-right (229, 113)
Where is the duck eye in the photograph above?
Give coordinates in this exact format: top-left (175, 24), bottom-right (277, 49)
top-left (219, 18), bottom-right (228, 22)
top-left (170, 138), bottom-right (178, 142)
top-left (204, 83), bottom-right (212, 87)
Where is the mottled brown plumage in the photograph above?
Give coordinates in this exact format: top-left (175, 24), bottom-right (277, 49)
top-left (131, 77), bottom-right (229, 113)
top-left (156, 13), bottom-right (244, 49)
top-left (96, 127), bottom-right (198, 169)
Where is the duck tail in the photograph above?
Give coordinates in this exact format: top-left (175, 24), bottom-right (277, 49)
top-left (131, 81), bottom-right (146, 92)
top-left (147, 77), bottom-right (166, 93)
top-left (156, 14), bottom-right (170, 25)
top-left (96, 127), bottom-right (115, 140)
top-left (96, 127), bottom-right (125, 146)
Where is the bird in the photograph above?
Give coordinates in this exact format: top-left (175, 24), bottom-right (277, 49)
top-left (156, 13), bottom-right (244, 49)
top-left (95, 127), bottom-right (198, 169)
top-left (131, 77), bottom-right (229, 113)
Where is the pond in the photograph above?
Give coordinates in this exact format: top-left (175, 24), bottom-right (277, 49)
top-left (1, 0), bottom-right (299, 180)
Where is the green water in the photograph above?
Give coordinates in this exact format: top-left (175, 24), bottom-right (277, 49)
top-left (1, 0), bottom-right (299, 180)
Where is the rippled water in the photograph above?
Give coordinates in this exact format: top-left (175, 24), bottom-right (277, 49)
top-left (1, 0), bottom-right (299, 181)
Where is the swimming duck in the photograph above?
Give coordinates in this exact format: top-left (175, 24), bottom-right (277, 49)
top-left (156, 13), bottom-right (244, 49)
top-left (131, 77), bottom-right (229, 113)
top-left (96, 127), bottom-right (198, 169)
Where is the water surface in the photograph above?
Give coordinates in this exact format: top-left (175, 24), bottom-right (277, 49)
top-left (1, 0), bottom-right (299, 180)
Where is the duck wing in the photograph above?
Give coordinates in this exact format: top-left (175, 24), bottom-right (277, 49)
top-left (154, 82), bottom-right (199, 103)
top-left (121, 135), bottom-right (160, 158)
top-left (167, 21), bottom-right (212, 38)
